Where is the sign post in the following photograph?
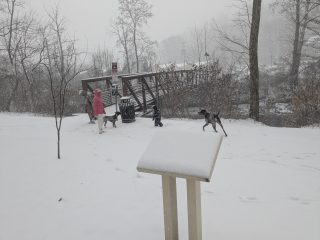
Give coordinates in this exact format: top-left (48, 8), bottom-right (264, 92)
top-left (137, 131), bottom-right (223, 240)
top-left (111, 62), bottom-right (118, 111)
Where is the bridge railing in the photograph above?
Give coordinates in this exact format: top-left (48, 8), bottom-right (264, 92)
top-left (81, 70), bottom-right (198, 112)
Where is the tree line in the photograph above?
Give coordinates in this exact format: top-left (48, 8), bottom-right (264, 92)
top-left (0, 0), bottom-right (319, 127)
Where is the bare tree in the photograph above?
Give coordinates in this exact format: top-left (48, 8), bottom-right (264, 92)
top-left (137, 31), bottom-right (157, 71)
top-left (249, 0), bottom-right (262, 120)
top-left (193, 25), bottom-right (204, 65)
top-left (213, 0), bottom-right (261, 120)
top-left (273, 0), bottom-right (320, 88)
top-left (213, 0), bottom-right (251, 67)
top-left (112, 17), bottom-right (131, 73)
top-left (17, 14), bottom-right (45, 112)
top-left (89, 47), bottom-right (113, 77)
top-left (0, 0), bottom-right (24, 111)
top-left (42, 6), bottom-right (85, 159)
top-left (117, 0), bottom-right (153, 73)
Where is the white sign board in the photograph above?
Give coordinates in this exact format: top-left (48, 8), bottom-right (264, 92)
top-left (137, 130), bottom-right (223, 182)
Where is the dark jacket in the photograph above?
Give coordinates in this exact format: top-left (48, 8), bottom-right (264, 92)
top-left (152, 106), bottom-right (161, 120)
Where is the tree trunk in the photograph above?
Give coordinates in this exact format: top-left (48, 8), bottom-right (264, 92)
top-left (289, 0), bottom-right (311, 89)
top-left (133, 27), bottom-right (139, 73)
top-left (29, 83), bottom-right (36, 112)
top-left (125, 46), bottom-right (131, 74)
top-left (289, 0), bottom-right (301, 88)
top-left (5, 78), bottom-right (19, 111)
top-left (57, 129), bottom-right (61, 159)
top-left (249, 0), bottom-right (262, 121)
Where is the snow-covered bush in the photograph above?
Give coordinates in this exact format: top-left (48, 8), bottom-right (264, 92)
top-left (160, 61), bottom-right (238, 118)
top-left (292, 80), bottom-right (320, 126)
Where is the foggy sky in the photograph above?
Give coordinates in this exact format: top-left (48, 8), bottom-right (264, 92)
top-left (28, 0), bottom-right (241, 51)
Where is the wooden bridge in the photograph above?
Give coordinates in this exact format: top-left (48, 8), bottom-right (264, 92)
top-left (81, 70), bottom-right (205, 112)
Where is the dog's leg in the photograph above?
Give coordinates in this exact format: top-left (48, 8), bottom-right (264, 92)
top-left (211, 122), bottom-right (217, 133)
top-left (218, 122), bottom-right (228, 137)
top-left (203, 123), bottom-right (209, 131)
top-left (104, 121), bottom-right (107, 127)
top-left (113, 121), bottom-right (116, 128)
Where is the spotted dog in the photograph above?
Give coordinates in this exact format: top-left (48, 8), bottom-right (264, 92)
top-left (198, 109), bottom-right (228, 137)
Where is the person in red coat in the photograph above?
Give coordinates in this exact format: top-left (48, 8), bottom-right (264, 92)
top-left (93, 89), bottom-right (106, 134)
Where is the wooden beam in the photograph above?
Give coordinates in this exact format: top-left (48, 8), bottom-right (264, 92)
top-left (120, 77), bottom-right (129, 96)
top-left (155, 75), bottom-right (160, 106)
top-left (187, 179), bottom-right (202, 240)
top-left (81, 81), bottom-right (88, 92)
top-left (141, 78), bottom-right (147, 112)
top-left (81, 81), bottom-right (93, 92)
top-left (120, 70), bottom-right (192, 81)
top-left (86, 84), bottom-right (93, 92)
top-left (162, 176), bottom-right (179, 240)
top-left (158, 73), bottom-right (167, 95)
top-left (82, 76), bottom-right (112, 84)
top-left (142, 77), bottom-right (156, 102)
top-left (123, 80), bottom-right (143, 110)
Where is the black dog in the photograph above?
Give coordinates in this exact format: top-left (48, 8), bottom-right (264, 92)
top-left (198, 109), bottom-right (228, 137)
top-left (103, 111), bottom-right (121, 128)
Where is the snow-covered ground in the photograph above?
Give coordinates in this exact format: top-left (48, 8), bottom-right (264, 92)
top-left (0, 113), bottom-right (319, 240)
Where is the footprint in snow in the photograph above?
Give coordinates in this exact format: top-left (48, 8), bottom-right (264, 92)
top-left (239, 196), bottom-right (259, 203)
top-left (290, 197), bottom-right (300, 201)
top-left (204, 190), bottom-right (215, 195)
top-left (300, 165), bottom-right (320, 173)
top-left (115, 167), bottom-right (126, 173)
top-left (290, 197), bottom-right (311, 205)
top-left (268, 160), bottom-right (278, 164)
top-left (105, 158), bottom-right (113, 162)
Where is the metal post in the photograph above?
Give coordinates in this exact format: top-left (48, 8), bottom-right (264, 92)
top-left (115, 85), bottom-right (118, 112)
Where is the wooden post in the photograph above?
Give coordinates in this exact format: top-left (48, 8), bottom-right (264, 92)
top-left (81, 81), bottom-right (88, 92)
top-left (141, 78), bottom-right (147, 113)
top-left (155, 75), bottom-right (159, 107)
top-left (106, 79), bottom-right (111, 89)
top-left (162, 175), bottom-right (179, 240)
top-left (187, 179), bottom-right (202, 240)
top-left (121, 77), bottom-right (128, 96)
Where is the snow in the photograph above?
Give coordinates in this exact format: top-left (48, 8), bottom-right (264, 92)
top-left (137, 131), bottom-right (223, 181)
top-left (0, 113), bottom-right (320, 240)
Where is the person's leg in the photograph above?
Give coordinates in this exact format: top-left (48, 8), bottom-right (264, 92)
top-left (159, 117), bottom-right (163, 127)
top-left (97, 115), bottom-right (104, 134)
top-left (89, 113), bottom-right (95, 124)
top-left (155, 118), bottom-right (160, 126)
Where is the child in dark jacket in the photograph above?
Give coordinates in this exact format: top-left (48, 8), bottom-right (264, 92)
top-left (152, 105), bottom-right (163, 127)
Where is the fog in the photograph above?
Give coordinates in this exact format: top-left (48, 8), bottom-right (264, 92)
top-left (27, 0), bottom-right (270, 51)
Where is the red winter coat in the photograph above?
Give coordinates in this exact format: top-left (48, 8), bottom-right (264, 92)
top-left (93, 90), bottom-right (106, 116)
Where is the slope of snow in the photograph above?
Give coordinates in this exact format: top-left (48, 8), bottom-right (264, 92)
top-left (0, 113), bottom-right (319, 240)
